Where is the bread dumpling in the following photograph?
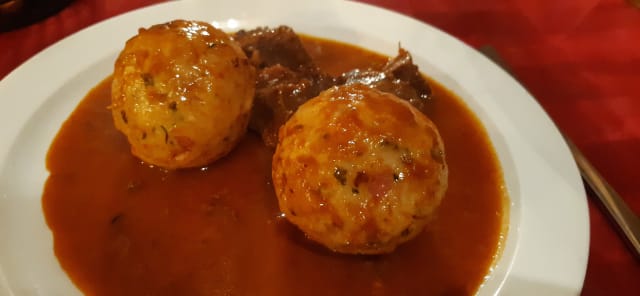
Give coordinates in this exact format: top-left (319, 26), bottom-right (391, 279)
top-left (111, 20), bottom-right (255, 169)
top-left (272, 84), bottom-right (448, 254)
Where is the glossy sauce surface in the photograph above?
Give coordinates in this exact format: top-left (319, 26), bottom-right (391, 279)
top-left (43, 36), bottom-right (506, 296)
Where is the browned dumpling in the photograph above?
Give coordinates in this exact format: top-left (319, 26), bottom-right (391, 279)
top-left (111, 20), bottom-right (255, 169)
top-left (272, 84), bottom-right (448, 254)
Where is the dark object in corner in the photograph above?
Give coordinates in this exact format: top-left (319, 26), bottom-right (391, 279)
top-left (0, 0), bottom-right (75, 32)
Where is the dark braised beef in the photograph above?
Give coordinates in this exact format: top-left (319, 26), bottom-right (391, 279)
top-left (233, 26), bottom-right (433, 148)
top-left (338, 48), bottom-right (432, 113)
top-left (234, 26), bottom-right (336, 147)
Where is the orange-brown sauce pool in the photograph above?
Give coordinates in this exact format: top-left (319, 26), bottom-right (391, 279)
top-left (43, 36), bottom-right (506, 296)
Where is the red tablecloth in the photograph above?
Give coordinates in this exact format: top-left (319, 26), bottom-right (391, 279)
top-left (1, 0), bottom-right (638, 294)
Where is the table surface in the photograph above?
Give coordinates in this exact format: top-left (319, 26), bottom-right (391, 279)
top-left (1, 0), bottom-right (638, 295)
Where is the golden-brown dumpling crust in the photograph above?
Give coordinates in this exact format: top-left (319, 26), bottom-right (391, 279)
top-left (272, 84), bottom-right (448, 254)
top-left (111, 20), bottom-right (255, 169)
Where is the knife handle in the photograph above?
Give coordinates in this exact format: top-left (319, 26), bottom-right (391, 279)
top-left (565, 138), bottom-right (640, 259)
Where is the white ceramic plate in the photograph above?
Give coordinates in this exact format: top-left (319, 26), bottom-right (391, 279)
top-left (0, 0), bottom-right (589, 295)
